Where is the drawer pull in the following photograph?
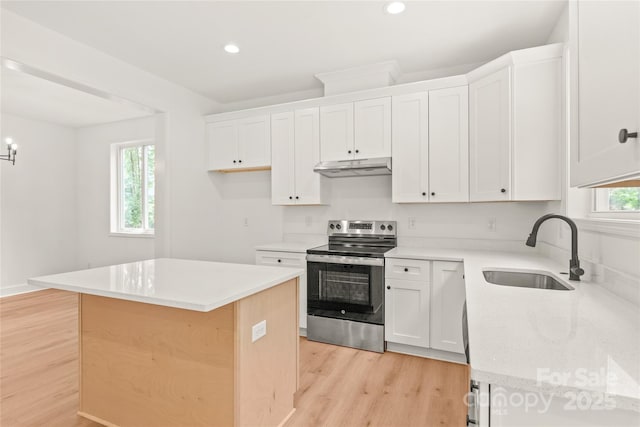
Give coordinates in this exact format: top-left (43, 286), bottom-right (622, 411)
top-left (404, 268), bottom-right (409, 272)
top-left (277, 259), bottom-right (281, 263)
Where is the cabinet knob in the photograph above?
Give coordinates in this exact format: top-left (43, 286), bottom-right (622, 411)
top-left (386, 286), bottom-right (391, 290)
top-left (238, 160), bottom-right (242, 163)
top-left (277, 259), bottom-right (281, 263)
top-left (233, 160), bottom-right (237, 163)
top-left (422, 192), bottom-right (426, 196)
top-left (431, 192), bottom-right (435, 196)
top-left (501, 188), bottom-right (506, 193)
top-left (348, 150), bottom-right (352, 154)
top-left (295, 196), bottom-right (299, 200)
top-left (619, 128), bottom-right (638, 143)
top-left (404, 268), bottom-right (408, 272)
top-left (355, 149), bottom-right (359, 154)
top-left (289, 196), bottom-right (293, 199)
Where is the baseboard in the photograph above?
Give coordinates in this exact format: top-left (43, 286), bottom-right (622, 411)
top-left (0, 283), bottom-right (46, 298)
top-left (386, 342), bottom-right (467, 364)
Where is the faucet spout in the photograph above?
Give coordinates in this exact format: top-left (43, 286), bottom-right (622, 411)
top-left (526, 214), bottom-right (584, 281)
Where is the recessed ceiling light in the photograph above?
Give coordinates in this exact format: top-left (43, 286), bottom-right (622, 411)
top-left (385, 1), bottom-right (406, 15)
top-left (224, 43), bottom-right (240, 54)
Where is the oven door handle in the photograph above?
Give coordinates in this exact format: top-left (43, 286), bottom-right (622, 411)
top-left (306, 254), bottom-right (385, 267)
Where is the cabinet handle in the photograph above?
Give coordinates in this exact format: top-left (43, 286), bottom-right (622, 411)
top-left (431, 192), bottom-right (435, 196)
top-left (422, 192), bottom-right (426, 196)
top-left (386, 286), bottom-right (391, 290)
top-left (404, 268), bottom-right (409, 272)
top-left (619, 128), bottom-right (638, 143)
top-left (501, 188), bottom-right (506, 193)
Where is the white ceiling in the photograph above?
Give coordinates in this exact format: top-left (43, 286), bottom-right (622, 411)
top-left (1, 1), bottom-right (566, 104)
top-left (1, 67), bottom-right (152, 128)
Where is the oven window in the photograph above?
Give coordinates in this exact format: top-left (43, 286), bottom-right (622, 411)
top-left (321, 269), bottom-right (370, 305)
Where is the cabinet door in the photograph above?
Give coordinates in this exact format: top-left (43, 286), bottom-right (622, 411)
top-left (320, 103), bottom-right (354, 161)
top-left (294, 108), bottom-right (324, 205)
top-left (237, 115), bottom-right (271, 168)
top-left (255, 251), bottom-right (307, 329)
top-left (572, 1), bottom-right (640, 186)
top-left (469, 67), bottom-right (512, 201)
top-left (354, 97), bottom-right (392, 159)
top-left (430, 261), bottom-right (465, 354)
top-left (271, 112), bottom-right (296, 205)
top-left (207, 120), bottom-right (238, 170)
top-left (429, 86), bottom-right (470, 203)
top-left (385, 278), bottom-right (430, 348)
top-left (391, 93), bottom-right (429, 203)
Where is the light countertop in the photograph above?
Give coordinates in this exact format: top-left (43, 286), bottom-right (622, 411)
top-left (255, 240), bottom-right (326, 253)
top-left (28, 258), bottom-right (303, 312)
top-left (386, 247), bottom-right (640, 411)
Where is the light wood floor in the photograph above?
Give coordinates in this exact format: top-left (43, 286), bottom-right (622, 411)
top-left (1, 290), bottom-right (468, 427)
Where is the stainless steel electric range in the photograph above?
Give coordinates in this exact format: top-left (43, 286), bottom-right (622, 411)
top-left (306, 220), bottom-right (397, 353)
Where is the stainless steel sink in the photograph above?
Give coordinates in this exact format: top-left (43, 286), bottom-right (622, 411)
top-left (483, 270), bottom-right (573, 291)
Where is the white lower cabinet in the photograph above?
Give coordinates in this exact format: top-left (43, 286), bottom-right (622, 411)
top-left (255, 250), bottom-right (307, 330)
top-left (430, 261), bottom-right (465, 353)
top-left (486, 385), bottom-right (640, 426)
top-left (385, 278), bottom-right (430, 347)
top-left (385, 258), bottom-right (465, 357)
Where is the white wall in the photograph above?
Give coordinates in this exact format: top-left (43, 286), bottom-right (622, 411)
top-left (75, 116), bottom-right (156, 268)
top-left (0, 113), bottom-right (77, 295)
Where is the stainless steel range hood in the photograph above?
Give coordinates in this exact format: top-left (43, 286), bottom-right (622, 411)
top-left (313, 157), bottom-right (392, 178)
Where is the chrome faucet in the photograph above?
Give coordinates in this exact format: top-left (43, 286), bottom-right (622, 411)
top-left (525, 214), bottom-right (585, 281)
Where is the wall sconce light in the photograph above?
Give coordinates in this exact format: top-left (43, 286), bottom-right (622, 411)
top-left (1, 137), bottom-right (18, 165)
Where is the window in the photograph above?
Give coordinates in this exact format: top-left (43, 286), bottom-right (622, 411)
top-left (111, 141), bottom-right (155, 235)
top-left (593, 187), bottom-right (640, 218)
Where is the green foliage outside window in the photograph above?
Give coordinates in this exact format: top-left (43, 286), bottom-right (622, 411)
top-left (608, 187), bottom-right (640, 211)
top-left (121, 145), bottom-right (154, 230)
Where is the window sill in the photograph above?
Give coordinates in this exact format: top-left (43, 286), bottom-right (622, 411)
top-left (109, 232), bottom-right (155, 239)
top-left (574, 217), bottom-right (640, 238)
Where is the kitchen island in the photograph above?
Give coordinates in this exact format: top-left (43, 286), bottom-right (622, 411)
top-left (28, 258), bottom-right (303, 427)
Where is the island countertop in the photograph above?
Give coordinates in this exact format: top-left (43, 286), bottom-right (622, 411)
top-left (27, 258), bottom-right (303, 312)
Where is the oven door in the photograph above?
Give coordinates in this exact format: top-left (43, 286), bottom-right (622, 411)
top-left (307, 254), bottom-right (384, 317)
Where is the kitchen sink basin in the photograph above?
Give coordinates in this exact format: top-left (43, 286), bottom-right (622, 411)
top-left (483, 270), bottom-right (573, 291)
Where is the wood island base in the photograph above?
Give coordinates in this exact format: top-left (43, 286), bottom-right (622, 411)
top-left (77, 278), bottom-right (299, 427)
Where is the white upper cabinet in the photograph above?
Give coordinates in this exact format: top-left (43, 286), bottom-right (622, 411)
top-left (319, 103), bottom-right (354, 161)
top-left (320, 97), bottom-right (391, 162)
top-left (392, 92), bottom-right (429, 203)
top-left (207, 115), bottom-right (271, 171)
top-left (392, 87), bottom-right (468, 203)
top-left (571, 1), bottom-right (640, 187)
top-left (354, 97), bottom-right (392, 159)
top-left (468, 44), bottom-right (562, 202)
top-left (428, 86), bottom-right (469, 202)
top-left (271, 108), bottom-right (327, 205)
top-left (469, 68), bottom-right (511, 202)
top-left (271, 112), bottom-right (296, 205)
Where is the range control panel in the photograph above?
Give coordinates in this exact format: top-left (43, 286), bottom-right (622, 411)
top-left (327, 220), bottom-right (397, 236)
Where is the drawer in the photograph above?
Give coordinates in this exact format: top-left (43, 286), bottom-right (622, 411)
top-left (385, 258), bottom-right (430, 281)
top-left (255, 251), bottom-right (306, 268)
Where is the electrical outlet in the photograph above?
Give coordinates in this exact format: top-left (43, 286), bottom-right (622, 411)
top-left (488, 217), bottom-right (497, 232)
top-left (243, 217), bottom-right (249, 227)
top-left (408, 217), bottom-right (416, 229)
top-left (252, 320), bottom-right (267, 342)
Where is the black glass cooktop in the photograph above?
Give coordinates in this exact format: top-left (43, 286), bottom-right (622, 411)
top-left (307, 244), bottom-right (393, 258)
